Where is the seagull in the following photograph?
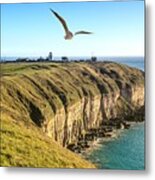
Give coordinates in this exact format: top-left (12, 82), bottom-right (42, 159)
top-left (50, 9), bottom-right (93, 40)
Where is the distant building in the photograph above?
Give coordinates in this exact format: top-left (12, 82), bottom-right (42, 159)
top-left (48, 52), bottom-right (53, 61)
top-left (91, 56), bottom-right (97, 62)
top-left (37, 56), bottom-right (45, 62)
top-left (61, 56), bottom-right (69, 62)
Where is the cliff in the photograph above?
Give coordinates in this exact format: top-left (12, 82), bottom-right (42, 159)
top-left (1, 62), bottom-right (144, 167)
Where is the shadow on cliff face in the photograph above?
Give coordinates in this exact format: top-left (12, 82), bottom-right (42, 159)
top-left (28, 101), bottom-right (44, 127)
top-left (46, 79), bottom-right (68, 108)
top-left (23, 75), bottom-right (57, 114)
top-left (16, 90), bottom-right (44, 127)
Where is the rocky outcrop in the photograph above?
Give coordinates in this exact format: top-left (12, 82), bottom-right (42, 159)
top-left (1, 62), bottom-right (144, 147)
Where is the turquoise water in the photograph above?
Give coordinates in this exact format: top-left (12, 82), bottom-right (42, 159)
top-left (88, 123), bottom-right (145, 170)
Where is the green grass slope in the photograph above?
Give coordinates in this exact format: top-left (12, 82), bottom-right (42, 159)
top-left (0, 114), bottom-right (95, 168)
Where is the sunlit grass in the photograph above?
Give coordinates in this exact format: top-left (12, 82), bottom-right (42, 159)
top-left (1, 114), bottom-right (95, 168)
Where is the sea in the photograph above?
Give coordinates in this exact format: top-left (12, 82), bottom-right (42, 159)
top-left (87, 123), bottom-right (145, 170)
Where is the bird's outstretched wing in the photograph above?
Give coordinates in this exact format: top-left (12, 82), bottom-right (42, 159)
top-left (50, 9), bottom-right (69, 34)
top-left (74, 31), bottom-right (93, 35)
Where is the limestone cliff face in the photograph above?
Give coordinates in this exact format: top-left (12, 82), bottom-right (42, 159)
top-left (48, 87), bottom-right (144, 146)
top-left (1, 62), bottom-right (144, 146)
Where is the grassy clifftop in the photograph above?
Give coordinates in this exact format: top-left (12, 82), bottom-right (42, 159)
top-left (0, 61), bottom-right (144, 168)
top-left (1, 62), bottom-right (144, 124)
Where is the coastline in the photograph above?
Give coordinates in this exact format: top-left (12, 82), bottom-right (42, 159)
top-left (72, 121), bottom-right (144, 162)
top-left (79, 121), bottom-right (145, 168)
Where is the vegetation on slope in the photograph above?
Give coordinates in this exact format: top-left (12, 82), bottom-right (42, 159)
top-left (0, 62), bottom-right (144, 167)
top-left (0, 113), bottom-right (95, 168)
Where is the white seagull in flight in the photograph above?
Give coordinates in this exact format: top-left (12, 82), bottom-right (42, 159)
top-left (50, 9), bottom-right (93, 40)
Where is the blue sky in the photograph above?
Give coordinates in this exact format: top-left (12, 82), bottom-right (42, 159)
top-left (1, 1), bottom-right (144, 57)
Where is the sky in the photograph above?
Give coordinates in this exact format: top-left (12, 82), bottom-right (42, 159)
top-left (1, 0), bottom-right (145, 58)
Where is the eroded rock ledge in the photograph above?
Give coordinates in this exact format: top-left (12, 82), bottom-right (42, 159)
top-left (1, 62), bottom-right (145, 147)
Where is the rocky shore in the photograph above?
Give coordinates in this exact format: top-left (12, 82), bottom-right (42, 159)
top-left (67, 105), bottom-right (145, 154)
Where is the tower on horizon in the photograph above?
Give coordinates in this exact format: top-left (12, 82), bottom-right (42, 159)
top-left (48, 52), bottom-right (53, 61)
